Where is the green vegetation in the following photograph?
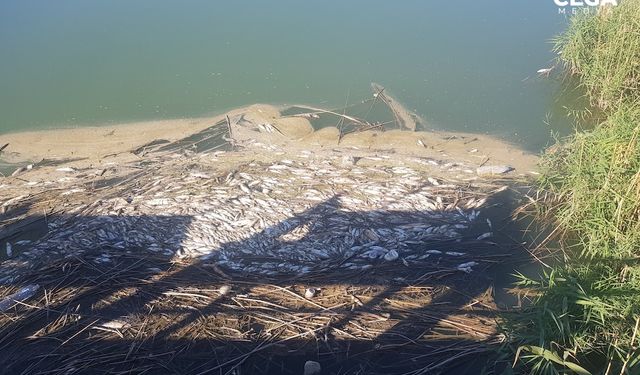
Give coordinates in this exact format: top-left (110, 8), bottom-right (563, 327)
top-left (504, 2), bottom-right (640, 374)
top-left (552, 1), bottom-right (640, 111)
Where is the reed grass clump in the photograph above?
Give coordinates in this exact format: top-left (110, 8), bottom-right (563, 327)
top-left (553, 1), bottom-right (640, 111)
top-left (505, 1), bottom-right (640, 373)
top-left (540, 105), bottom-right (640, 259)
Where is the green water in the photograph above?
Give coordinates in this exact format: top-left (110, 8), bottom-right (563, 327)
top-left (0, 1), bottom-right (583, 151)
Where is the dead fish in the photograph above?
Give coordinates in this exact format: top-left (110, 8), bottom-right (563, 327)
top-left (468, 210), bottom-right (480, 221)
top-left (239, 183), bottom-right (252, 195)
top-left (7, 148), bottom-right (509, 277)
top-left (476, 165), bottom-right (514, 176)
top-left (445, 251), bottom-right (465, 256)
top-left (5, 242), bottom-right (12, 257)
top-left (11, 167), bottom-right (25, 177)
top-left (100, 320), bottom-right (130, 330)
top-left (56, 167), bottom-right (76, 173)
top-left (457, 261), bottom-right (478, 273)
top-left (304, 361), bottom-right (322, 375)
top-left (0, 284), bottom-right (40, 312)
top-left (218, 285), bottom-right (232, 295)
top-left (537, 67), bottom-right (554, 76)
top-left (190, 172), bottom-right (211, 179)
top-left (362, 247), bottom-right (387, 259)
top-left (384, 249), bottom-right (399, 261)
top-left (304, 287), bottom-right (318, 299)
top-left (61, 188), bottom-right (85, 196)
top-left (477, 232), bottom-right (493, 240)
top-left (341, 155), bottom-right (355, 167)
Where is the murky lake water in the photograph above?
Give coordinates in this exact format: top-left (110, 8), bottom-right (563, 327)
top-left (0, 1), bottom-right (582, 151)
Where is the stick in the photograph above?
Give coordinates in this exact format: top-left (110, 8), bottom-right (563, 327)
top-left (337, 89), bottom-right (351, 145)
top-left (294, 105), bottom-right (369, 127)
top-left (226, 115), bottom-right (233, 137)
top-left (370, 83), bottom-right (419, 131)
top-left (620, 316), bottom-right (640, 375)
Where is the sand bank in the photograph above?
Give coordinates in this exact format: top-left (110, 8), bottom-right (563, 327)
top-left (0, 103), bottom-right (538, 176)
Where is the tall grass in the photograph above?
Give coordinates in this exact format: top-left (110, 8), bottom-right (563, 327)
top-left (540, 105), bottom-right (640, 260)
top-left (553, 1), bottom-right (640, 111)
top-left (505, 1), bottom-right (640, 374)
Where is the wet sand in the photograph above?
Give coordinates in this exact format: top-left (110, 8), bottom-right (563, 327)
top-left (0, 103), bottom-right (539, 176)
top-left (0, 105), bottom-right (277, 165)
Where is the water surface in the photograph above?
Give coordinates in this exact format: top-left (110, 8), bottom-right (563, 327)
top-left (0, 1), bottom-right (582, 151)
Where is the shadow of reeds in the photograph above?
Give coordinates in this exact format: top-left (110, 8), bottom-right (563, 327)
top-left (0, 186), bottom-right (532, 375)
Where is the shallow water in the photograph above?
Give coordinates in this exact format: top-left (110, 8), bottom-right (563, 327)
top-left (0, 1), bottom-right (585, 151)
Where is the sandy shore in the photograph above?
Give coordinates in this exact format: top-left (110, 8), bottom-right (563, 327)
top-left (0, 103), bottom-right (539, 176)
top-left (0, 105), bottom-right (271, 164)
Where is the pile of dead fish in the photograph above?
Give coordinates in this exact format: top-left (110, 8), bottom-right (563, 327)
top-left (2, 151), bottom-right (497, 281)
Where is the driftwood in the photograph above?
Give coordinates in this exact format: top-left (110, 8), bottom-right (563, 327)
top-left (371, 82), bottom-right (421, 131)
top-left (290, 105), bottom-right (370, 128)
top-left (226, 115), bottom-right (233, 139)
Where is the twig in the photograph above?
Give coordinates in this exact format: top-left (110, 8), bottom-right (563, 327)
top-left (620, 316), bottom-right (640, 375)
top-left (294, 105), bottom-right (369, 127)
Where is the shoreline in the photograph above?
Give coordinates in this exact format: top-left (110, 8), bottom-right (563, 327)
top-left (0, 103), bottom-right (539, 176)
top-left (0, 104), bottom-right (273, 165)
